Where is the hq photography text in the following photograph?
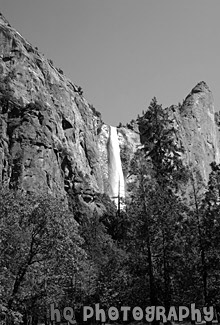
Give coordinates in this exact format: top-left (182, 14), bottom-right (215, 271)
top-left (50, 303), bottom-right (215, 324)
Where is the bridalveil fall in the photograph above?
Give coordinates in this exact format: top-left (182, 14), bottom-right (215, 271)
top-left (107, 126), bottom-right (125, 206)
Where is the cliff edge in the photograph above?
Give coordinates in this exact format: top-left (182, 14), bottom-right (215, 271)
top-left (172, 81), bottom-right (220, 182)
top-left (0, 13), bottom-right (105, 205)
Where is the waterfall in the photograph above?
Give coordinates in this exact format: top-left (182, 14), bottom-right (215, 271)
top-left (107, 126), bottom-right (125, 206)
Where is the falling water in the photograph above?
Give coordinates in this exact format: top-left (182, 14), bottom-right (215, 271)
top-left (107, 125), bottom-right (125, 206)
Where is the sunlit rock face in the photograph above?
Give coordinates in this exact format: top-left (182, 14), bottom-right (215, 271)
top-left (0, 13), bottom-right (104, 205)
top-left (171, 81), bottom-right (220, 182)
top-left (107, 126), bottom-right (125, 205)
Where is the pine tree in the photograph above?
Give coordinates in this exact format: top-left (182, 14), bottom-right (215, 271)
top-left (133, 98), bottom-right (189, 310)
top-left (187, 162), bottom-right (220, 306)
top-left (200, 163), bottom-right (220, 305)
top-left (138, 97), bottom-right (185, 187)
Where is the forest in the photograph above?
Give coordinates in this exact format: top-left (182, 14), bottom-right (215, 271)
top-left (1, 98), bottom-right (220, 325)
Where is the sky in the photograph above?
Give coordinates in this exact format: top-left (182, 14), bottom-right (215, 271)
top-left (1, 0), bottom-right (220, 126)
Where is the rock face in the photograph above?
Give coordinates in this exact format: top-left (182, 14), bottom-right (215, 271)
top-left (172, 81), bottom-right (220, 182)
top-left (0, 13), bottom-right (104, 203)
top-left (0, 13), bottom-right (220, 207)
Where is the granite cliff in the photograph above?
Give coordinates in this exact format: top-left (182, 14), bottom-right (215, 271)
top-left (171, 81), bottom-right (220, 183)
top-left (0, 13), bottom-right (106, 207)
top-left (0, 13), bottom-right (220, 208)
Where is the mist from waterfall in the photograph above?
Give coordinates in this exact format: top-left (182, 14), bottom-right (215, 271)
top-left (107, 126), bottom-right (125, 206)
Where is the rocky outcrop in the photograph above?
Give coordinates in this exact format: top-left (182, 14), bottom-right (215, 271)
top-left (0, 13), bottom-right (104, 204)
top-left (171, 81), bottom-right (220, 182)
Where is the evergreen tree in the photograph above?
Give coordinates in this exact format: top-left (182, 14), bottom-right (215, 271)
top-left (200, 163), bottom-right (220, 305)
top-left (138, 97), bottom-right (185, 187)
top-left (127, 98), bottom-right (190, 312)
top-left (0, 190), bottom-right (87, 325)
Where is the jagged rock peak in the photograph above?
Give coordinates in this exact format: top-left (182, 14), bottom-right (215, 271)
top-left (183, 81), bottom-right (212, 105)
top-left (174, 80), bottom-right (220, 182)
top-left (182, 80), bottom-right (214, 116)
top-left (191, 81), bottom-right (211, 94)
